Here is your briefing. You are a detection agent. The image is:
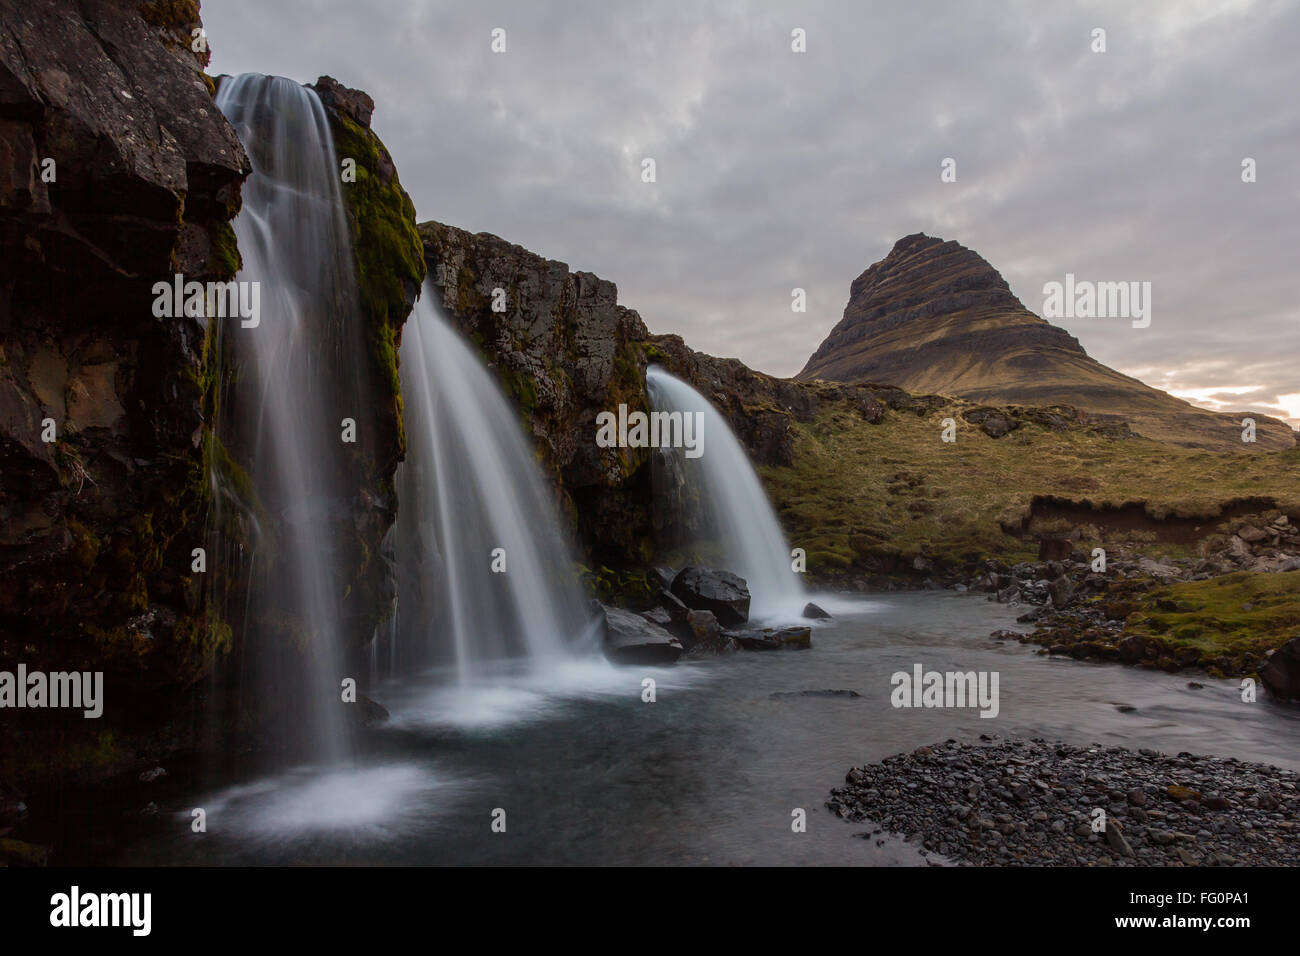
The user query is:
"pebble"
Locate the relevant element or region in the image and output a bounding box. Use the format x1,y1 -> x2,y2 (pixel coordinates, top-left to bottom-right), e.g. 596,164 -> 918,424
826,736 -> 1300,866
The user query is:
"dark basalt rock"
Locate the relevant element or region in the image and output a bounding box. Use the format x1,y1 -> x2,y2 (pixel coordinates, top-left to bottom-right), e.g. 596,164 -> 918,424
599,604 -> 683,665
656,588 -> 691,624
0,0 -> 248,703
683,609 -> 739,656
802,602 -> 831,619
962,407 -> 1019,439
1260,636 -> 1300,702
727,626 -> 812,651
649,566 -> 676,592
670,567 -> 751,626
730,631 -> 781,651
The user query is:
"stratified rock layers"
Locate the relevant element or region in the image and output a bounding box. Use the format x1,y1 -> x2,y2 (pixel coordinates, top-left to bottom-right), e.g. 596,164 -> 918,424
799,234 -> 1294,451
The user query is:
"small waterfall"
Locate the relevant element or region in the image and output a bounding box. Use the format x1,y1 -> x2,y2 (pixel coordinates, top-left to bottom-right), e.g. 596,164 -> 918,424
390,286 -> 598,685
214,75 -> 364,762
646,366 -> 805,620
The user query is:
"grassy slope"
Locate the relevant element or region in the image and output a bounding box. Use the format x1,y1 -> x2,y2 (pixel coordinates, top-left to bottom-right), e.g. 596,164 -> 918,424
760,395 -> 1300,576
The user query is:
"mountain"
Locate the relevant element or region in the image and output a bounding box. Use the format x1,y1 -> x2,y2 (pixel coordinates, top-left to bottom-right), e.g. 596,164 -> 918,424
797,233 -> 1294,451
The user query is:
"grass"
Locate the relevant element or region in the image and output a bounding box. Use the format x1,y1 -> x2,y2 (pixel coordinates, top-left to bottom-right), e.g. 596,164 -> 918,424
759,392 -> 1300,576
1126,570 -> 1300,668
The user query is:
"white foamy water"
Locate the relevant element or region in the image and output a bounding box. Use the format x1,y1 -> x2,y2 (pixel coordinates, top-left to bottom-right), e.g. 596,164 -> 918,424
189,763 -> 450,843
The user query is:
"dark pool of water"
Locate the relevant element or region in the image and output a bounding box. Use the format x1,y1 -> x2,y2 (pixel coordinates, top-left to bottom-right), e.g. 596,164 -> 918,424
116,592 -> 1300,865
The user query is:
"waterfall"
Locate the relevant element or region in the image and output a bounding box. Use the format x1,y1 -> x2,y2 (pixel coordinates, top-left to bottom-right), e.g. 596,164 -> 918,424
645,366 -> 805,620
389,286 -> 598,685
214,75 -> 364,762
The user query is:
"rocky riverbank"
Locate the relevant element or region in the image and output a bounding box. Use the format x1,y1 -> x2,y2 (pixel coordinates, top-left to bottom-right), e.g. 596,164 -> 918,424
967,536 -> 1300,691
828,736 -> 1300,866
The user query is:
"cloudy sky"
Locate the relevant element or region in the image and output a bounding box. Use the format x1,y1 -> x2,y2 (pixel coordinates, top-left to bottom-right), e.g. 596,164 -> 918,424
204,0 -> 1300,425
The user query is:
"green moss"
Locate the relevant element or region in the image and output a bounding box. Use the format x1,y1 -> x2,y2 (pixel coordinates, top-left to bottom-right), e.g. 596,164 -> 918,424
498,363 -> 540,415
641,341 -> 671,366
121,573 -> 149,614
66,517 -> 101,573
208,220 -> 241,279
577,563 -> 653,606
170,609 -> 234,677
330,111 -> 425,399
1127,571 -> 1300,673
0,838 -> 49,867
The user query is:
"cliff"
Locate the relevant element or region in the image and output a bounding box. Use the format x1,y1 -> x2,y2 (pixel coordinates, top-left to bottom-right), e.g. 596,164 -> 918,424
0,4 -> 421,790
0,0 -> 248,756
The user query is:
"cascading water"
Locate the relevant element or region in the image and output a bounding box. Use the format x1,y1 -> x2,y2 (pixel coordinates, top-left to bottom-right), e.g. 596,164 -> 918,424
389,285 -> 599,686
214,74 -> 366,763
646,366 -> 805,620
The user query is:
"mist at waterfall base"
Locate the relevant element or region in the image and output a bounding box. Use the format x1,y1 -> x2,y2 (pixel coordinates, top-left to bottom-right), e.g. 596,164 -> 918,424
645,366 -> 810,621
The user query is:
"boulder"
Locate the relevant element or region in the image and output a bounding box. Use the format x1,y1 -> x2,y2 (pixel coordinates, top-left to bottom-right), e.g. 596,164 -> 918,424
656,587 -> 691,624
683,610 -> 737,656
775,626 -> 812,649
1260,636 -> 1300,702
685,609 -> 720,645
670,567 -> 751,626
1048,574 -> 1074,609
639,606 -> 674,629
599,605 -> 683,665
962,407 -> 1019,438
802,602 -> 831,619
730,625 -> 812,651
648,566 -> 676,592
731,631 -> 781,651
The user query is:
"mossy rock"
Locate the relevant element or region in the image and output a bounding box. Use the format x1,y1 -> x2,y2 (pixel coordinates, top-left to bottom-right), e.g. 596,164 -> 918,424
329,111 -> 425,413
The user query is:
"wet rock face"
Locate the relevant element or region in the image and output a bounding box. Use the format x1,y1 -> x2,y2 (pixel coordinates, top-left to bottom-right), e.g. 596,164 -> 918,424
1260,636 -> 1300,702
599,603 -> 683,665
0,1 -> 248,691
670,567 -> 751,627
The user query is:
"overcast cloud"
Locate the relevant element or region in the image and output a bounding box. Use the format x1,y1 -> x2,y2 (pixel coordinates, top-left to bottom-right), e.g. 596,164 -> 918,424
203,0 -> 1300,425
